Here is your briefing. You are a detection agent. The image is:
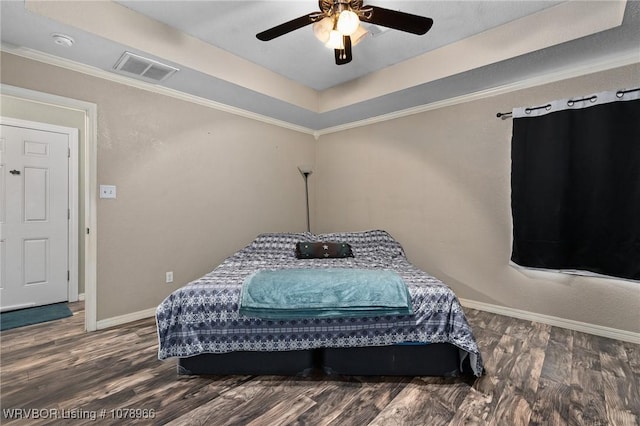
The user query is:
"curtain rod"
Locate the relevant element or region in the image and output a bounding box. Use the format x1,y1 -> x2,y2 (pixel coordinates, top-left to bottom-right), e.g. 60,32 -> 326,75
496,87 -> 640,120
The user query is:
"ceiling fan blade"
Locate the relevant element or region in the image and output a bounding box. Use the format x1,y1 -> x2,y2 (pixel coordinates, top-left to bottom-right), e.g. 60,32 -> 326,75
334,35 -> 352,65
361,6 -> 433,35
256,13 -> 317,41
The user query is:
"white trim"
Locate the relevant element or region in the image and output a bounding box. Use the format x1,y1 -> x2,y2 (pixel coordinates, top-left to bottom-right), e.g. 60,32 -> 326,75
459,298 -> 640,345
316,51 -> 640,137
0,116 -> 79,303
509,260 -> 640,285
78,292 -> 85,301
68,127 -> 79,302
85,95 -> 98,332
96,307 -> 156,330
87,297 -> 640,343
1,84 -> 98,332
1,44 -> 316,137
2,44 -> 638,138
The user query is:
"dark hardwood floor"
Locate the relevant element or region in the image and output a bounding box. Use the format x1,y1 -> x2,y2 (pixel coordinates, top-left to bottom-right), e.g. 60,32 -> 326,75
1,302 -> 638,425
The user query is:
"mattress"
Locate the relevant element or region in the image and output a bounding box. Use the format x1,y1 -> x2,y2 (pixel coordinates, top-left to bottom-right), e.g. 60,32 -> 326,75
156,230 -> 484,376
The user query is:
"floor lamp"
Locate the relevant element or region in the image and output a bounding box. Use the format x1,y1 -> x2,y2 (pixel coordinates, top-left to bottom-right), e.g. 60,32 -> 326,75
297,165 -> 312,232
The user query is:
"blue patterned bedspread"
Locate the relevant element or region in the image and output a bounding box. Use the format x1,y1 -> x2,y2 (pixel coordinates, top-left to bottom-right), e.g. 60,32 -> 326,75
156,230 -> 484,376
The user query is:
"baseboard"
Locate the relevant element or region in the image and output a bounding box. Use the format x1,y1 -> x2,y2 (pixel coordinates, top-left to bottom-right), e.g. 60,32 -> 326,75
93,299 -> 639,344
459,298 -> 640,344
96,307 -> 156,330
78,293 -> 85,301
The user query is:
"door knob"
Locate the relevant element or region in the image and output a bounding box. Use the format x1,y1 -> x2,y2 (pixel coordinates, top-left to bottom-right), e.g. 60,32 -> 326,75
9,170 -> 21,175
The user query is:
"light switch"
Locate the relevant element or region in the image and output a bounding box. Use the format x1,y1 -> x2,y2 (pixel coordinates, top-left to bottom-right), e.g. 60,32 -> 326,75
100,185 -> 117,199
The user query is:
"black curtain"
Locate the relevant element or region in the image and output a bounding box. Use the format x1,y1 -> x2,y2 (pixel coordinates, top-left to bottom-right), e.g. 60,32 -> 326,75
511,97 -> 640,281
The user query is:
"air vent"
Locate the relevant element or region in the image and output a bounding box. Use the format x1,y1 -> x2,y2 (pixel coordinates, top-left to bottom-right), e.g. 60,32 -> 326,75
113,52 -> 179,83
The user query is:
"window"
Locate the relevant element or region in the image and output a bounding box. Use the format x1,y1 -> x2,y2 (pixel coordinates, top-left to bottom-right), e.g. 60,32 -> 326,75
510,89 -> 640,281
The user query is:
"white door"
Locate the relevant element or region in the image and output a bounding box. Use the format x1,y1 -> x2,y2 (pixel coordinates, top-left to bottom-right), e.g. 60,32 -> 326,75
0,123 -> 69,311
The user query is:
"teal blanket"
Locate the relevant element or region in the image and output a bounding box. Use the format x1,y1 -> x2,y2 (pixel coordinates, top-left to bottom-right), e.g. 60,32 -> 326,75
239,268 -> 412,319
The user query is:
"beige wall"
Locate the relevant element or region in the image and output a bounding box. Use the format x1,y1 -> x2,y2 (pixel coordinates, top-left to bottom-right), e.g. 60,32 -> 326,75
1,95 -> 87,294
2,51 -> 638,334
1,53 -> 316,320
315,63 -> 640,333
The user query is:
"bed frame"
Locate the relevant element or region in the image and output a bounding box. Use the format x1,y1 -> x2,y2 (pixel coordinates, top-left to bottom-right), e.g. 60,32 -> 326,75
177,342 -> 472,377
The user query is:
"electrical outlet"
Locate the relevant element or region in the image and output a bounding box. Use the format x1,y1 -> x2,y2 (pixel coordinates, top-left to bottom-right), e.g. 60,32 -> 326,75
165,271 -> 174,283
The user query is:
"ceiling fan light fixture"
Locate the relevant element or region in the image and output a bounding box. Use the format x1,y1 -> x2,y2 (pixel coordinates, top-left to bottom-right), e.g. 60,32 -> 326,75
256,1 -> 433,66
312,16 -> 333,43
350,25 -> 369,46
337,10 -> 359,36
326,29 -> 344,50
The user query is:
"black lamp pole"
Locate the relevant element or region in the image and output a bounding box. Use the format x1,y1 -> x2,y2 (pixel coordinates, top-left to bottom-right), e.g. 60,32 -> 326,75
303,171 -> 310,232
298,166 -> 312,232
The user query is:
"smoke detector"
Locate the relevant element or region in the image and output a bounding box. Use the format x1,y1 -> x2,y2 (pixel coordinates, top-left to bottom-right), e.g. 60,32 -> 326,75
51,33 -> 75,47
113,51 -> 179,83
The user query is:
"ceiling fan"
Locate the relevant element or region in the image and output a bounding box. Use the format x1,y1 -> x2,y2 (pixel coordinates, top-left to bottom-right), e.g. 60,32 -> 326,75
256,0 -> 434,65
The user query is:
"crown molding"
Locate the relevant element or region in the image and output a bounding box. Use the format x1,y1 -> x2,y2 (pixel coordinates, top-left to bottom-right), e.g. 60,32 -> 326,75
2,44 -> 638,139
1,44 -> 316,137
318,0 -> 627,113
316,50 -> 640,137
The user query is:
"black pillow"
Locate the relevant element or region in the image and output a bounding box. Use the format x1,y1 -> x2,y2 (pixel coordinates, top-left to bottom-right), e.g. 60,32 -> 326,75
295,242 -> 354,259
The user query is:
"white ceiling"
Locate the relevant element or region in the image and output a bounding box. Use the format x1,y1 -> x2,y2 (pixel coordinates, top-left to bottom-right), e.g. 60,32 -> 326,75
115,1 -> 562,91
1,1 -> 639,132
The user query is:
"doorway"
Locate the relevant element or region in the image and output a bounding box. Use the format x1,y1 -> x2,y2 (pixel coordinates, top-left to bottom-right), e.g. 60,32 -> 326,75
1,118 -> 78,311
0,85 -> 97,331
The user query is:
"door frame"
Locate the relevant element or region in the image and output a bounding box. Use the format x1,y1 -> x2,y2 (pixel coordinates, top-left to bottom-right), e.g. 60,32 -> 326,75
1,84 -> 98,331
1,116 -> 79,307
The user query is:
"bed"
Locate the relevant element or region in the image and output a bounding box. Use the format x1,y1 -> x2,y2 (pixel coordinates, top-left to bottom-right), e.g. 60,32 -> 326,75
156,230 -> 484,377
